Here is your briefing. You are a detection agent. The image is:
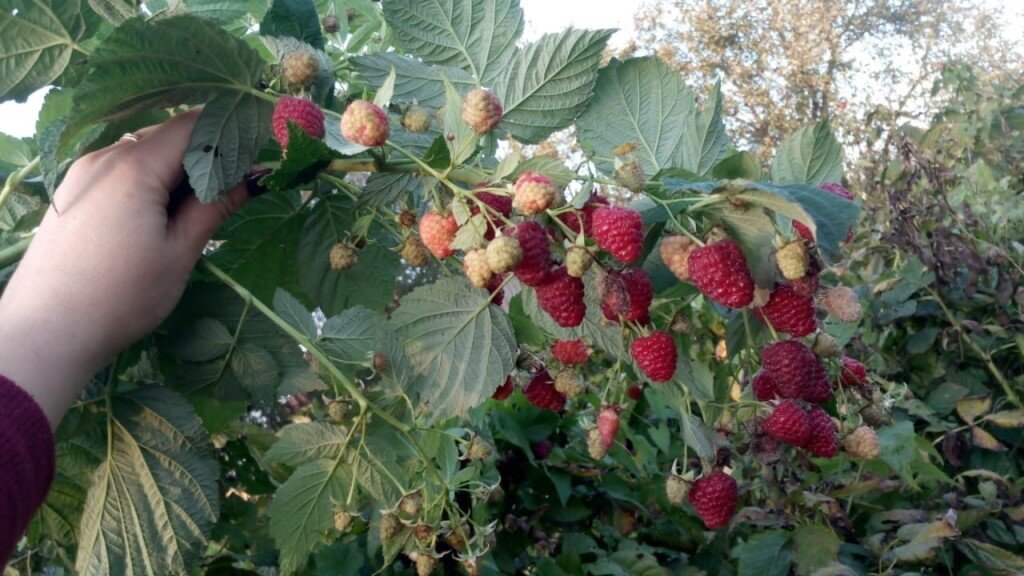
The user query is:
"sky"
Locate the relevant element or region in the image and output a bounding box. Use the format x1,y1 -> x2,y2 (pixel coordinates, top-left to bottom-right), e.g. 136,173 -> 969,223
0,1 -> 643,139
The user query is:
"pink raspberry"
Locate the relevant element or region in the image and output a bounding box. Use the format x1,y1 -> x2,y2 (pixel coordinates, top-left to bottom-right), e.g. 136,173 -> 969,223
461,88 -> 503,134
272,97 -> 325,149
340,99 -> 389,147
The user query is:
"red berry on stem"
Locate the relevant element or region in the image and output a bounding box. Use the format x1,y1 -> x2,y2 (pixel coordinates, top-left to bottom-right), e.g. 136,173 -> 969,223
688,471 -> 738,529
760,340 -> 831,403
754,284 -> 817,337
763,400 -> 811,446
418,212 -> 458,259
630,331 -> 677,382
688,239 -> 755,308
272,97 -> 325,149
551,339 -> 589,365
559,195 -> 609,237
839,357 -> 868,387
751,371 -> 777,401
492,376 -> 513,400
512,221 -> 552,287
535,267 -> 586,328
803,405 -> 839,457
591,205 -> 644,264
524,370 -> 566,411
597,406 -> 620,449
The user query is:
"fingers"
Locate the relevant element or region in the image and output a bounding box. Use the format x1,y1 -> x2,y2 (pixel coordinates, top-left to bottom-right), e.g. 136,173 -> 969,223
170,181 -> 251,256
116,108 -> 204,195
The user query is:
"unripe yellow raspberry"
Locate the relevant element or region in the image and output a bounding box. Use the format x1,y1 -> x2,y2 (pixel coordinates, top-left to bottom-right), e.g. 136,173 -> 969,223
329,242 -> 358,271
461,88 -> 503,134
844,426 -> 880,459
463,249 -> 493,288
565,246 -> 593,278
512,171 -> 558,216
820,286 -> 863,323
282,50 -> 320,88
333,509 -> 353,532
400,236 -> 431,268
485,236 -> 522,273
341,99 -> 389,147
587,427 -> 608,459
553,370 -> 583,398
775,241 -> 809,280
665,474 -> 691,506
415,553 -> 437,576
402,106 -> 432,133
659,235 -> 697,281
812,332 -> 841,357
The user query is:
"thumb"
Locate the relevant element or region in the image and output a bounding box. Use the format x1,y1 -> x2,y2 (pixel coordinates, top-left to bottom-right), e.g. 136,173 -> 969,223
170,169 -> 268,255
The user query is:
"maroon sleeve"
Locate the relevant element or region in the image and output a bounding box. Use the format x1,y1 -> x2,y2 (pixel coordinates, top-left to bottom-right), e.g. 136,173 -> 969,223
0,375 -> 55,564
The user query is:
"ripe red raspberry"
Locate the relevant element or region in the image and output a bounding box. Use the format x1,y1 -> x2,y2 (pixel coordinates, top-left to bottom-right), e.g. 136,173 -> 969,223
559,195 -> 609,236
597,406 -> 620,449
524,370 -> 565,411
788,273 -> 820,298
793,183 -> 855,243
492,376 -> 513,400
630,331 -> 677,382
418,212 -> 458,259
341,99 -> 389,147
461,88 -> 503,134
551,339 -> 589,365
272,97 -> 325,149
600,268 -> 653,323
535,267 -> 586,328
751,371 -> 777,401
761,340 -> 830,403
688,239 -> 755,308
763,400 -> 811,446
513,172 -> 558,216
754,284 -> 817,337
802,405 -> 838,457
511,221 -> 552,287
839,357 -> 868,388
688,471 -> 738,529
532,439 -> 553,460
591,206 -> 644,264
627,385 -> 643,401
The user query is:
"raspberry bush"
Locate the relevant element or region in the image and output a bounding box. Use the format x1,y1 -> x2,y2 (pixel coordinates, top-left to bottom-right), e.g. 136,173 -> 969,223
1,2 -> 1020,576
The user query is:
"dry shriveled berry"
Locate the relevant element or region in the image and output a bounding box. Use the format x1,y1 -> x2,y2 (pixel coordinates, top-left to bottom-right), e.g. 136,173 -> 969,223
341,99 -> 389,147
688,239 -> 755,308
554,370 -> 583,398
775,241 -> 809,280
600,268 -> 653,323
512,171 -> 558,216
763,400 -> 811,446
524,370 -> 566,411
812,333 -> 841,357
463,249 -> 493,288
329,242 -> 358,271
551,339 -> 589,365
399,492 -> 423,516
820,286 -> 862,323
465,435 -> 493,460
272,97 -> 325,149
565,246 -> 593,277
485,236 -> 522,273
418,212 -> 458,259
665,474 -> 691,506
380,513 -> 401,540
282,50 -> 320,87
591,205 -> 644,264
402,105 -> 431,132
586,427 -> 608,459
754,284 -> 817,337
333,509 -> 353,532
845,426 -> 880,459
660,235 -> 697,281
400,236 -> 432,267
322,14 -> 341,33
461,88 -> 503,134
613,156 -> 646,193
630,331 -> 677,382
397,210 -> 417,228
597,405 -> 620,448
802,406 -> 839,457
688,471 -> 738,529
535,267 -> 586,328
511,220 -> 552,286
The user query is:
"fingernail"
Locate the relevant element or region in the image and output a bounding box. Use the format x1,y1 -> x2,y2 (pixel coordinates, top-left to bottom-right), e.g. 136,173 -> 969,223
244,168 -> 272,197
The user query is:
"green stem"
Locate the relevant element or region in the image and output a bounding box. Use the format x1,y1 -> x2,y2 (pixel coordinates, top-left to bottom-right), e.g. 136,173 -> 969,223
0,235 -> 33,267
928,288 -> 1020,407
0,157 -> 41,221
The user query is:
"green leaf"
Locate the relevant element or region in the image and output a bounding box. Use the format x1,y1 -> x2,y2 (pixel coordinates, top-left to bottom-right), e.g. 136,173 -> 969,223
357,172 -> 423,209
389,277 -> 517,420
273,288 -> 317,339
230,343 -> 280,401
958,538 -> 1024,575
76,386 -> 220,576
497,28 -> 613,143
298,195 -> 402,315
269,459 -> 352,575
265,422 -> 351,467
74,15 -> 266,123
713,151 -> 762,180
260,0 -> 324,50
212,191 -> 307,302
351,53 -> 476,108
262,35 -> 334,106
185,93 -> 274,202
679,411 -> 716,460
579,57 -> 723,177
771,121 -> 843,186
381,0 -> 524,86
731,531 -> 792,576
321,306 -> 382,364
792,525 -> 840,575
679,80 -> 730,176
163,317 -> 234,362
510,156 -> 578,188
878,421 -> 917,482
441,80 -> 480,166
0,0 -> 94,102
88,0 -> 135,24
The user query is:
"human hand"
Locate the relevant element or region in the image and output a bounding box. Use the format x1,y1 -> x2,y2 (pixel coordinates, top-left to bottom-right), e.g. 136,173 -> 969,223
0,109 -> 258,427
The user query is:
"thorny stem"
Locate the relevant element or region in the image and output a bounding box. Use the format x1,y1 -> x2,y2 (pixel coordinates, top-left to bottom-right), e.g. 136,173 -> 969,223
0,157 -> 41,223
927,288 -> 1020,407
